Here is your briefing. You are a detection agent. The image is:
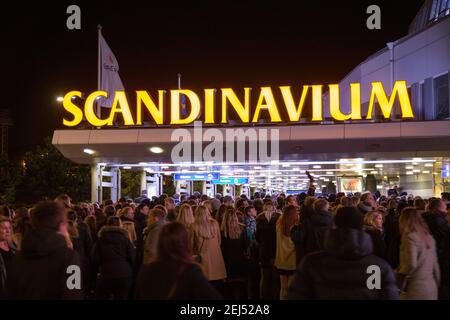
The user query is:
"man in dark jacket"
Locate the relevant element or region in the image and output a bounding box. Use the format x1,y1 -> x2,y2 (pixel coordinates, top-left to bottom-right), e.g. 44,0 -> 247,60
286,206 -> 399,300
423,199 -> 450,255
291,199 -> 333,264
255,202 -> 280,299
91,216 -> 136,299
7,201 -> 83,300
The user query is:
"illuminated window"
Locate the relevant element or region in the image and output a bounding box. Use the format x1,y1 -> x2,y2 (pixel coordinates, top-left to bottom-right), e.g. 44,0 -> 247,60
434,74 -> 449,120
429,0 -> 439,20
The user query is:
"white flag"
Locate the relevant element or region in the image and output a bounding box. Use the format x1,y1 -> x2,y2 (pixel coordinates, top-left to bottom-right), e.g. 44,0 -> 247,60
99,32 -> 124,108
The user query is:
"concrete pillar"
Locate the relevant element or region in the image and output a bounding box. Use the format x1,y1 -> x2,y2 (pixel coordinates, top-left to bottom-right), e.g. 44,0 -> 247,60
141,170 -> 147,196
118,169 -> 121,199
111,167 -> 119,202
365,174 -> 377,192
91,164 -> 99,203
399,173 -> 434,198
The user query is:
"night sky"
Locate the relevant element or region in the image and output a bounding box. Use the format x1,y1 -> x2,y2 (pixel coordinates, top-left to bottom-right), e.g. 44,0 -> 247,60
3,0 -> 425,157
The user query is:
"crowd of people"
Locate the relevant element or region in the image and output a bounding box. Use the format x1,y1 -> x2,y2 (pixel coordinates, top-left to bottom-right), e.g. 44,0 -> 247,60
0,179 -> 450,300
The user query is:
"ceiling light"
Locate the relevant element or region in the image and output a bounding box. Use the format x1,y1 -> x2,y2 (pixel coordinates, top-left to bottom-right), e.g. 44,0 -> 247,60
83,148 -> 95,155
149,146 -> 163,154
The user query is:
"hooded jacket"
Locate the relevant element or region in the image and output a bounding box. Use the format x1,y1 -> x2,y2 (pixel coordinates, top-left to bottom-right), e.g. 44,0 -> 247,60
286,228 -> 399,300
7,229 -> 83,300
91,226 -> 136,279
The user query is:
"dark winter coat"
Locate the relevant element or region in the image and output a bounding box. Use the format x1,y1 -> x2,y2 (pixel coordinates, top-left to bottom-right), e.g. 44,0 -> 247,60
7,229 -> 83,299
384,209 -> 400,269
423,211 -> 450,254
135,260 -> 222,300
91,226 -> 136,280
291,210 -> 333,264
221,229 -> 249,279
286,228 -> 399,300
364,225 -> 386,260
255,212 -> 281,267
0,241 -> 17,300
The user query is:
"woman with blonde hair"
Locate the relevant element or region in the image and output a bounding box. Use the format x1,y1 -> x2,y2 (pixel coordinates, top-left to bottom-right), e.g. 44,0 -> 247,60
363,210 -> 386,259
177,204 -> 195,245
275,205 -> 299,300
192,205 -> 227,294
397,207 -> 440,300
220,206 -> 248,299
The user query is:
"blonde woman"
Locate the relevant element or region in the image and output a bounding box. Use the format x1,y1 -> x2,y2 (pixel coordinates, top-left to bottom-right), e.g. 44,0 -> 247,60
275,205 -> 298,300
192,205 -> 227,291
220,207 -> 248,299
177,204 -> 195,246
363,210 -> 386,259
398,207 -> 440,300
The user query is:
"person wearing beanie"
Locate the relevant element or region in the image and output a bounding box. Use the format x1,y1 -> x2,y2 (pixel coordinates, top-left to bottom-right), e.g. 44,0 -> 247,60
286,207 -> 398,300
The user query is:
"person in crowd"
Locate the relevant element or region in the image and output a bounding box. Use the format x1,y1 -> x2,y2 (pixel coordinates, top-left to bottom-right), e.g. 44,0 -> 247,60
384,200 -> 405,269
223,195 -> 234,207
357,200 -> 373,216
135,222 -> 221,299
176,204 -> 195,246
286,206 -> 398,300
143,207 -> 167,264
414,197 -> 426,212
0,217 -> 17,299
192,205 -> 227,294
253,198 -> 264,214
221,206 -> 248,299
275,205 -> 299,300
165,197 -> 177,221
243,205 -> 260,299
91,216 -> 136,299
215,204 -> 228,226
95,208 -> 107,233
285,195 -> 298,207
360,192 -> 377,209
84,215 -> 98,243
7,201 -> 83,299
423,199 -> 450,260
210,198 -> 221,218
120,207 -> 137,244
255,202 -> 280,300
134,201 -> 150,265
55,194 -> 72,209
397,207 -> 440,300
12,215 -> 31,250
363,210 -> 386,259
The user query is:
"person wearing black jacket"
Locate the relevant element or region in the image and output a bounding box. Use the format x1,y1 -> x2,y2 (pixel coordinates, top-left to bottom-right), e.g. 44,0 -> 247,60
7,201 -> 83,300
423,199 -> 450,256
255,202 -> 280,300
91,216 -> 136,300
221,207 -> 249,300
286,206 -> 399,300
136,222 -> 221,300
363,210 -> 386,259
294,198 -> 333,259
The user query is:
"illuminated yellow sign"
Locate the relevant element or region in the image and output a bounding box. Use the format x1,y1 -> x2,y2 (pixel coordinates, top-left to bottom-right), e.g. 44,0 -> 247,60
62,80 -> 414,127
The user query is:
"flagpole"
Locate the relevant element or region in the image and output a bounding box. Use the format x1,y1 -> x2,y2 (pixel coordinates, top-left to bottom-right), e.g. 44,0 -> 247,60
97,24 -> 102,118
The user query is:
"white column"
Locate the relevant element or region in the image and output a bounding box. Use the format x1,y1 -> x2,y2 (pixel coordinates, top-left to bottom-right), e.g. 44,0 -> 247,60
141,170 -> 147,195
111,167 -> 119,202
91,164 -> 99,203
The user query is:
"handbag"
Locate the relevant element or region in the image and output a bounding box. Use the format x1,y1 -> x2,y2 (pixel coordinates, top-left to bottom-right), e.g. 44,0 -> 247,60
192,238 -> 205,263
